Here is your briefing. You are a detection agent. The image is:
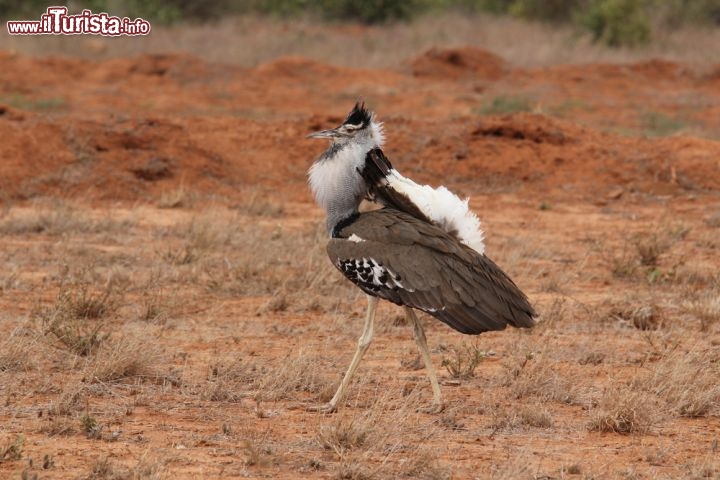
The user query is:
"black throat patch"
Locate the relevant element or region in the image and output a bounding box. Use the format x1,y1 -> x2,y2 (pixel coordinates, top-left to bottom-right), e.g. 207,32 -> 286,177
331,212 -> 359,238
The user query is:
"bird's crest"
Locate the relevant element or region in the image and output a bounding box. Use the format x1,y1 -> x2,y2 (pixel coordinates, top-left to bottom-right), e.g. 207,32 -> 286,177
344,101 -> 372,127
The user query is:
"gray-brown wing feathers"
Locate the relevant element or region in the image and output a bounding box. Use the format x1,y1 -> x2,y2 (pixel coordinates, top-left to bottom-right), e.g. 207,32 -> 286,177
328,209 -> 535,335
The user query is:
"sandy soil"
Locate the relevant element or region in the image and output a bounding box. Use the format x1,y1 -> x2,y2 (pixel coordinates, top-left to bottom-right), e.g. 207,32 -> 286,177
0,37 -> 719,480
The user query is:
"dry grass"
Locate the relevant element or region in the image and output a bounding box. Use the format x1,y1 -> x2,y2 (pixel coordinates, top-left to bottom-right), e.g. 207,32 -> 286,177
683,289 -> 720,332
256,351 -> 334,402
85,335 -> 162,384
202,358 -> 259,403
0,435 -> 24,463
47,382 -> 86,417
639,350 -> 720,418
0,325 -> 39,372
39,416 -> 77,437
489,404 -> 554,432
33,267 -> 126,356
634,224 -> 689,267
589,347 -> 719,435
604,223 -> 690,283
588,386 -> 659,434
82,453 -> 165,480
605,300 -> 666,331
203,350 -> 332,404
440,343 -> 486,379
316,390 -> 447,480
503,349 -> 578,404
1,198 -> 718,479
157,185 -> 193,209
0,203 -> 135,237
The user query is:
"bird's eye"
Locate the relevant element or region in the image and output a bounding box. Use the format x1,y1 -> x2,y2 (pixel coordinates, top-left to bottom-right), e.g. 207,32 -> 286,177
343,123 -> 364,133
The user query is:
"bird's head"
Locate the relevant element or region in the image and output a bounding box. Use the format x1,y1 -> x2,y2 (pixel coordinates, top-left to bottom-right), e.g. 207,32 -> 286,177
308,101 -> 384,150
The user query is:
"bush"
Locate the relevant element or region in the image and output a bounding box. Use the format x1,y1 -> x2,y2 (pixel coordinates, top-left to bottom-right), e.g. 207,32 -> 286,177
649,0 -> 720,27
509,0 -> 582,22
449,0 -> 516,14
319,0 -> 423,23
578,0 -> 651,47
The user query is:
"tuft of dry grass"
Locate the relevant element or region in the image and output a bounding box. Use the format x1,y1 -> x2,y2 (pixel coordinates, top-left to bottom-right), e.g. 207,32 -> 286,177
203,350 -> 332,404
157,185 -> 193,209
316,389 -> 447,479
0,324 -> 39,372
137,288 -> 171,323
683,289 -> 720,332
0,435 -> 24,463
243,190 -> 286,218
489,405 -> 554,432
639,350 -> 720,418
318,416 -> 371,454
608,239 -> 640,279
47,382 -> 86,417
604,224 -> 689,280
517,406 -> 554,428
440,343 -> 486,379
256,351 -> 333,402
606,301 -> 665,330
503,349 -> 578,404
203,358 -> 260,402
81,453 -> 165,480
86,336 -> 161,383
39,416 -> 77,437
44,318 -> 109,357
35,268 -> 127,356
588,387 -> 659,434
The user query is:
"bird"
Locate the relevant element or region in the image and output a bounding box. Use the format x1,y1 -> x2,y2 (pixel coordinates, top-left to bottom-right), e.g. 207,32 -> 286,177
307,102 -> 535,413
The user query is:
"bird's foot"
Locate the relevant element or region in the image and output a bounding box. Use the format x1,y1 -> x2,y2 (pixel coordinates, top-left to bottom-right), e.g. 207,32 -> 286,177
418,401 -> 445,414
305,402 -> 337,414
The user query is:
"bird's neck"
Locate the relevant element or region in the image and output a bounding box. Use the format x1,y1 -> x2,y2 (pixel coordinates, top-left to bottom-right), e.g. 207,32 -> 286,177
309,144 -> 370,236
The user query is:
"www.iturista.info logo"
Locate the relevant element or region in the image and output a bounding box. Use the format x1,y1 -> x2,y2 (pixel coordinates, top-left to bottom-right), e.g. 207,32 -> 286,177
7,6 -> 151,36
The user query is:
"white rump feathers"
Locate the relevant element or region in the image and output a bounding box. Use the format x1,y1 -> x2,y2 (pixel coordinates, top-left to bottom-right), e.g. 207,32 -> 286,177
385,169 -> 486,254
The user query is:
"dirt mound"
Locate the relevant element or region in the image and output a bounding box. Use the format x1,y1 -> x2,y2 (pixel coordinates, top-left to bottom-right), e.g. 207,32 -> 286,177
254,56 -> 343,79
473,114 -> 576,145
410,46 -> 507,81
107,53 -> 209,78
386,113 -> 720,199
627,59 -> 691,80
0,52 -> 90,92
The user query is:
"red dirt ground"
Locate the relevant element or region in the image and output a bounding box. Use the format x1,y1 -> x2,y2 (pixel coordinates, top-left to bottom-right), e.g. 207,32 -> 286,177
1,43 -> 719,479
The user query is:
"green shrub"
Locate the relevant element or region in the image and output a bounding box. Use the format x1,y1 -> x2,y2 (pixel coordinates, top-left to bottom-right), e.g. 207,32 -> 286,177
449,0 -> 516,14
579,0 -> 651,47
649,0 -> 720,27
318,0 -> 424,23
509,0 -> 582,21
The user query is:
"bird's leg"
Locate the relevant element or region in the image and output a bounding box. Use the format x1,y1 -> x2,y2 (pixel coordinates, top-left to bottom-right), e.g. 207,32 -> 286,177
404,307 -> 444,413
309,295 -> 378,413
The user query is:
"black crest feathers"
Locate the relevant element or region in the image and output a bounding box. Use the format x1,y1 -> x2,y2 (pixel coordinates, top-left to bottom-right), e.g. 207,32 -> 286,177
344,101 -> 372,127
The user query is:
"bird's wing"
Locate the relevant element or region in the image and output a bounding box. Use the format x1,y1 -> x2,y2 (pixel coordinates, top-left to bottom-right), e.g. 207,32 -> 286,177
328,209 -> 535,334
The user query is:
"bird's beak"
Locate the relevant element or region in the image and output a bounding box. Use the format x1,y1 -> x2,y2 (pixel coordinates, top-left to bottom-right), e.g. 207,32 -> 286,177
307,127 -> 342,139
